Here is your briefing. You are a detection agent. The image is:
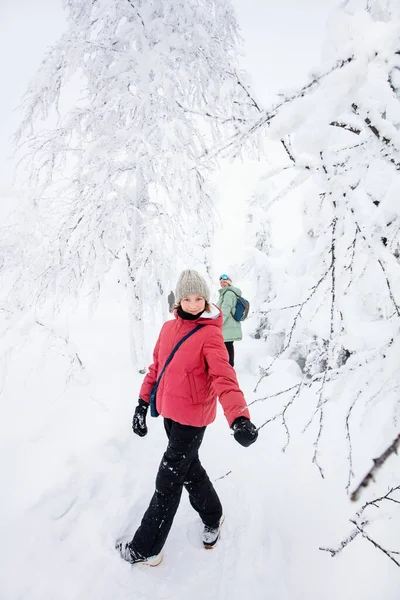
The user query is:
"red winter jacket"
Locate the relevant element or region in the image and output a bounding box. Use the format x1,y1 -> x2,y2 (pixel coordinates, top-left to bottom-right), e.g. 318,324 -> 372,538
139,305 -> 250,427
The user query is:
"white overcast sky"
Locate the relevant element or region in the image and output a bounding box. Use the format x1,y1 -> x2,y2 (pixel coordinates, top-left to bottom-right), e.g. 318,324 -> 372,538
234,0 -> 340,102
0,0 -> 339,192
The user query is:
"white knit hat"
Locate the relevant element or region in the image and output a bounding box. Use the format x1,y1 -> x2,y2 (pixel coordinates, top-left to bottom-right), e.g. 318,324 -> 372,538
175,269 -> 210,303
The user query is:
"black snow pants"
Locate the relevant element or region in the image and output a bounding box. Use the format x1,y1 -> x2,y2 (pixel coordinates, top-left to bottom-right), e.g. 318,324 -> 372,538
224,341 -> 235,367
130,418 -> 223,558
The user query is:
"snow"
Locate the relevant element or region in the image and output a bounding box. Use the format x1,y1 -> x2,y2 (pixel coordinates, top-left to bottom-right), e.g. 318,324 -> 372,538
1,296 -> 400,599
1,0 -> 400,598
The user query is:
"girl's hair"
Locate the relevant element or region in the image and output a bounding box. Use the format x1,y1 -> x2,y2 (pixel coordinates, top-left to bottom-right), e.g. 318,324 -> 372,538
174,299 -> 211,313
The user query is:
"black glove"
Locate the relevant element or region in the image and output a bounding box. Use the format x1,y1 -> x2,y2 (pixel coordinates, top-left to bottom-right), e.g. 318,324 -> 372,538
231,416 -> 258,447
132,399 -> 149,437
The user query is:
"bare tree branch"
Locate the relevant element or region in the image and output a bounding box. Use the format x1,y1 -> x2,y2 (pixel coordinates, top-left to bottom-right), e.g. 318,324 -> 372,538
351,520 -> 400,567
351,434 -> 400,501
256,382 -> 304,451
234,75 -> 262,113
345,391 -> 363,492
349,208 -> 400,319
248,383 -> 301,406
320,528 -> 361,557
281,137 -> 296,162
214,470 -> 232,482
321,487 -> 400,563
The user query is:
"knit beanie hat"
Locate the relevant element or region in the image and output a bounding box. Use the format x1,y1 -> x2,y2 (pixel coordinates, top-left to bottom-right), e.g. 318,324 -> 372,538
175,269 -> 210,304
219,274 -> 232,285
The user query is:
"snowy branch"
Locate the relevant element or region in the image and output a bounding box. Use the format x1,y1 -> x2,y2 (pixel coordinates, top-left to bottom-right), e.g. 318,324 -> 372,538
330,121 -> 361,135
211,56 -> 354,157
320,528 -> 362,557
345,391 -> 363,492
351,520 -> 400,567
256,382 -> 304,451
351,103 -> 400,170
320,487 -> 400,567
351,436 -> 400,502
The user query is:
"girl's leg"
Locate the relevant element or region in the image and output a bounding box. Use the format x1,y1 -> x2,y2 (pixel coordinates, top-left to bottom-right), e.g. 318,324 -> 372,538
184,456 -> 223,526
224,341 -> 235,367
129,420 -> 206,557
167,418 -> 222,525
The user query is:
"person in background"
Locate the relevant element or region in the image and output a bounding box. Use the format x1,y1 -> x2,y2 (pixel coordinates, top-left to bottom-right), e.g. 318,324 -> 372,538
116,269 -> 258,567
167,290 -> 175,313
216,274 -> 242,367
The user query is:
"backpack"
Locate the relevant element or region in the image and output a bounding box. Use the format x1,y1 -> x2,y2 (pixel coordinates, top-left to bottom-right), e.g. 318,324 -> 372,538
230,290 -> 250,322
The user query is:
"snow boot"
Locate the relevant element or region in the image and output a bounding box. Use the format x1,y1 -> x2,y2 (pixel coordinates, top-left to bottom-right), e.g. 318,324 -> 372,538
115,539 -> 162,567
202,515 -> 225,549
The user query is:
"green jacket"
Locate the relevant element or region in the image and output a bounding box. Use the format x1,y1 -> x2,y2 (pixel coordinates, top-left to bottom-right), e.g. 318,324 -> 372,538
217,286 -> 243,342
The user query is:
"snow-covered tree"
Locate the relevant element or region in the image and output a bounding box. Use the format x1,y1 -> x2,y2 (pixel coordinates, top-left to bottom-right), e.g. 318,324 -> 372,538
221,0 -> 400,565
9,0 -> 257,367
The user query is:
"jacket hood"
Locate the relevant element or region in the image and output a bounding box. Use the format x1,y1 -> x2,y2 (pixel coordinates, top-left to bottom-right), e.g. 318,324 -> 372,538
219,285 -> 241,296
175,303 -> 222,328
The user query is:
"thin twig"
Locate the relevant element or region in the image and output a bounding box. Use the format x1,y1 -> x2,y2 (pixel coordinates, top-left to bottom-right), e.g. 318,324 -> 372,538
214,470 -> 232,482
350,520 -> 400,567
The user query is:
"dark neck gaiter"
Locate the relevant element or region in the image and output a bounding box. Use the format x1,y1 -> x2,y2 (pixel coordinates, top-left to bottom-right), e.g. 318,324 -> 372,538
177,306 -> 203,321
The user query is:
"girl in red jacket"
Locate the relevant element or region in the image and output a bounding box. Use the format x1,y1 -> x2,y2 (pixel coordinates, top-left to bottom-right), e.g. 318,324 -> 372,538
116,269 -> 258,566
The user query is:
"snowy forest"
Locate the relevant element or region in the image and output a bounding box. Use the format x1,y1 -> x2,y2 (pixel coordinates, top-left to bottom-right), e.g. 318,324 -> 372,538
1,0 -> 400,598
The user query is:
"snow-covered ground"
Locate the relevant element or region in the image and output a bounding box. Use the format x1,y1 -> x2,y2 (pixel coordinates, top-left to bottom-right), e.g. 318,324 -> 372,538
1,296 -> 399,600
1,1 -> 400,598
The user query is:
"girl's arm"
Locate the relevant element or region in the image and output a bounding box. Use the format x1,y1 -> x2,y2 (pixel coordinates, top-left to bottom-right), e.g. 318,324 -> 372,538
138,329 -> 162,403
203,331 -> 250,426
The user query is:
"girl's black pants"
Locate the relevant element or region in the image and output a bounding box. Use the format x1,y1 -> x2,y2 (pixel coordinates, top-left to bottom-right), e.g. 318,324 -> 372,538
224,341 -> 235,367
130,418 -> 223,557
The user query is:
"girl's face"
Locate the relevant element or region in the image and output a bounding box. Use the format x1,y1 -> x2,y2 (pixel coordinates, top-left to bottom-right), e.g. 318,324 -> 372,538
220,279 -> 230,288
181,294 -> 206,315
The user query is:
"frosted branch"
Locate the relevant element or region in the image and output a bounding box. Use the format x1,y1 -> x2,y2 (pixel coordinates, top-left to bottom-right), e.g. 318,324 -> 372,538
256,382 -> 304,451
350,521 -> 400,567
321,487 -> 400,566
351,436 -> 400,502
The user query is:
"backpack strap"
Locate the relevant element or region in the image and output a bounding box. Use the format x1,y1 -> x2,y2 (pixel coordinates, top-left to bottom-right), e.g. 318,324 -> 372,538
227,289 -> 240,318
228,290 -> 239,298
150,324 -> 204,417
